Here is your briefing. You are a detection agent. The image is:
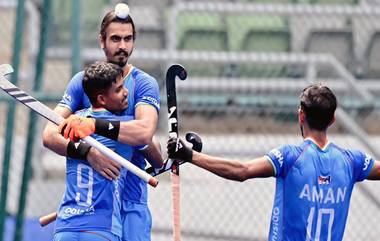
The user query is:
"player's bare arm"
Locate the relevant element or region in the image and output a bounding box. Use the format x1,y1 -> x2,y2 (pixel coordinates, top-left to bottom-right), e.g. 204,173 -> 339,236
366,160 -> 380,180
117,104 -> 158,145
42,105 -> 72,155
167,137 -> 275,181
191,152 -> 275,181
59,104 -> 158,146
43,105 -> 121,180
141,136 -> 164,169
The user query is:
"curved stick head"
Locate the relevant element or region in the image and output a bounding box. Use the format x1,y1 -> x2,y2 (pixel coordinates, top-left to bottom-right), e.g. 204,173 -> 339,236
166,64 -> 187,83
0,64 -> 14,77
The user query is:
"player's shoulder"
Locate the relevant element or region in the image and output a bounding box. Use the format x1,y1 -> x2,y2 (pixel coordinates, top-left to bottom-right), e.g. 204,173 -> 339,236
131,66 -> 158,83
267,143 -> 303,162
70,71 -> 85,83
278,142 -> 307,155
337,145 -> 367,160
330,143 -> 372,166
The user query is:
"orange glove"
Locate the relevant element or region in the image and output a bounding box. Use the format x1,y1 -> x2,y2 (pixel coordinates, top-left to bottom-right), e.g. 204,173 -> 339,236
58,115 -> 95,142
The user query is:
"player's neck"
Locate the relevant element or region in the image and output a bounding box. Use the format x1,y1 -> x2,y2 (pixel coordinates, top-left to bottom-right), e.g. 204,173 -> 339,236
91,106 -> 107,112
122,64 -> 132,77
304,130 -> 329,149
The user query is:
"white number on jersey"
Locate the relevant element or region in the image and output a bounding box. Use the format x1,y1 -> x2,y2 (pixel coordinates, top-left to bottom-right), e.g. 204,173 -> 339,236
306,207 -> 334,241
75,164 -> 94,207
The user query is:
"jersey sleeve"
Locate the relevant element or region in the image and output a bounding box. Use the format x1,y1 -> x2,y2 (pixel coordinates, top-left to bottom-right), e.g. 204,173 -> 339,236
265,145 -> 298,178
134,72 -> 160,113
58,71 -> 85,112
346,149 -> 374,182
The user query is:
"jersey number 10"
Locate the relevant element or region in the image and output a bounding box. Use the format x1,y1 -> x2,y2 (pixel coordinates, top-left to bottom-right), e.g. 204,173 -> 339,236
306,207 -> 334,241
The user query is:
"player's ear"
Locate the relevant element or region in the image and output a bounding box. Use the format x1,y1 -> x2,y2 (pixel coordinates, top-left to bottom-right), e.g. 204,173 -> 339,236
328,115 -> 336,127
298,108 -> 305,123
99,34 -> 105,49
97,94 -> 107,106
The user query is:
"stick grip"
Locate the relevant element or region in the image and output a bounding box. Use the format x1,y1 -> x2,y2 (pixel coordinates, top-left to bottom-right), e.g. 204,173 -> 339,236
39,212 -> 57,227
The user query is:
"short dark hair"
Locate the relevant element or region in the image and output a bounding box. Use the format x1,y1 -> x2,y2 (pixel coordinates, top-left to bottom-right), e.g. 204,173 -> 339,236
83,61 -> 123,104
300,84 -> 337,131
100,10 -> 136,40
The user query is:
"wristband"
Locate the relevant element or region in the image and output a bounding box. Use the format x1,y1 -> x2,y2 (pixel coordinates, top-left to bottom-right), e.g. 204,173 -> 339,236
94,119 -> 120,140
67,141 -> 91,160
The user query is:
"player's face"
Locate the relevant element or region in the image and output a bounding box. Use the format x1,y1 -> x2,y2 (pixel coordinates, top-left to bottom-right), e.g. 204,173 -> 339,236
103,77 -> 129,112
100,22 -> 134,67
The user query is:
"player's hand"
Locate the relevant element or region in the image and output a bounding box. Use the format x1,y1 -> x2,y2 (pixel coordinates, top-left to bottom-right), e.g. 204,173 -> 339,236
167,137 -> 193,162
58,115 -> 95,142
87,148 -> 121,180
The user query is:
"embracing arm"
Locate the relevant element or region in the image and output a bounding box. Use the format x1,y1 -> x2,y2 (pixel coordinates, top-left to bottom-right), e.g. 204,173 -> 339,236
60,104 -> 159,146
117,104 -> 158,145
140,135 -> 164,168
42,105 -> 72,155
42,105 -> 121,180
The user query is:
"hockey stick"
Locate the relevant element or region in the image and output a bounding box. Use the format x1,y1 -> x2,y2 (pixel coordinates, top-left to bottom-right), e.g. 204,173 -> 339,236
40,131 -> 203,227
38,130 -> 203,227
38,212 -> 57,227
39,131 -> 202,227
166,64 -> 187,241
0,64 -> 158,187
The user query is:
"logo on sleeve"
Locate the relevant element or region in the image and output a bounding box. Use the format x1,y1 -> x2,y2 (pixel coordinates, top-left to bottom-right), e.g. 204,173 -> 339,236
62,92 -> 72,103
142,96 -> 159,109
269,148 -> 283,167
363,154 -> 372,171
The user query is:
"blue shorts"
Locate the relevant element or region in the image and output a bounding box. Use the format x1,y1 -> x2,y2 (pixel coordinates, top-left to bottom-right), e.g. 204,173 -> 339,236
54,231 -> 121,241
121,200 -> 152,241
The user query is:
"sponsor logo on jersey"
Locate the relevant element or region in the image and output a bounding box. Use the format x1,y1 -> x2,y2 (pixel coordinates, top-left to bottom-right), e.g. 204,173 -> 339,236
269,149 -> 284,167
270,207 -> 281,241
363,154 -> 371,171
62,206 -> 95,216
142,96 -> 159,109
62,92 -> 72,103
318,175 -> 331,184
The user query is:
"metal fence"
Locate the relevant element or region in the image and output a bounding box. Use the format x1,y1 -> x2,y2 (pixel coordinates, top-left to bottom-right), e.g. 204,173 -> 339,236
1,0 -> 380,240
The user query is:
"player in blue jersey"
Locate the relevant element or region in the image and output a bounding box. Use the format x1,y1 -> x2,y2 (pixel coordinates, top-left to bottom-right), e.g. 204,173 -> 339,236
43,4 -> 162,241
167,84 -> 380,241
54,61 -> 133,241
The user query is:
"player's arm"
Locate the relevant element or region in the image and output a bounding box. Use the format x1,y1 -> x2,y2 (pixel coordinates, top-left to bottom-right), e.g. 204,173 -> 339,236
59,104 -> 158,146
167,138 -> 275,181
117,104 -> 158,145
193,152 -> 274,181
366,160 -> 380,180
59,73 -> 160,146
59,104 -> 158,145
42,105 -> 72,155
140,135 -> 164,168
42,105 -> 121,180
